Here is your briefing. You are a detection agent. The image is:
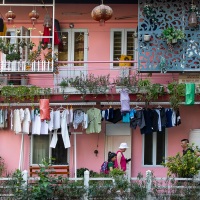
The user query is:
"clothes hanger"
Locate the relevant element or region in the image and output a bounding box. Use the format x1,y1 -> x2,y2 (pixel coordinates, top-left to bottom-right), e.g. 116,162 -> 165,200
56,105 -> 65,111
134,104 -> 142,110
156,104 -> 162,108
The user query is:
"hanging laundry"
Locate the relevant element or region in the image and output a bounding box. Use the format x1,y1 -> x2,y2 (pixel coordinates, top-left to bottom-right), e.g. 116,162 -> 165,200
120,89 -> 130,113
50,129 -> 58,148
22,108 -> 31,134
108,108 -> 122,124
61,110 -> 71,148
130,110 -> 145,129
86,108 -> 101,134
40,120 -> 49,135
53,110 -> 61,130
43,26 -> 51,44
140,109 -> 154,134
32,109 -> 41,135
185,83 -> 195,105
14,109 -> 22,134
48,110 -> 54,132
54,19 -> 62,45
73,109 -> 84,129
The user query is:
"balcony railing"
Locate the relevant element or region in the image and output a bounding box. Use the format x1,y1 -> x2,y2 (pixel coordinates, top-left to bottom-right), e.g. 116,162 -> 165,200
0,61 -> 54,73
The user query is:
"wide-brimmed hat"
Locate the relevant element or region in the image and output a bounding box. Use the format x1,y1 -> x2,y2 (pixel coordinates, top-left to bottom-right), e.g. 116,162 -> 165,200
119,143 -> 129,149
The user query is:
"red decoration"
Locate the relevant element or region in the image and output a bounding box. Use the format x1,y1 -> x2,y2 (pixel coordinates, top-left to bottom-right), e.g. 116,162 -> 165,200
29,10 -> 39,20
5,10 -> 16,21
91,3 -> 113,23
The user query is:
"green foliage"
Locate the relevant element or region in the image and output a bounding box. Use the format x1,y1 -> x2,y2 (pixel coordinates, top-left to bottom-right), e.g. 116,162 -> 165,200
88,183 -> 116,199
0,156 -> 6,176
129,173 -> 147,199
77,167 -> 89,177
137,79 -> 164,104
162,146 -> 200,178
162,27 -> 185,43
59,78 -> 69,88
167,81 -> 185,111
68,74 -> 110,96
6,52 -> 21,62
114,75 -> 138,93
109,168 -> 125,178
0,85 -> 49,103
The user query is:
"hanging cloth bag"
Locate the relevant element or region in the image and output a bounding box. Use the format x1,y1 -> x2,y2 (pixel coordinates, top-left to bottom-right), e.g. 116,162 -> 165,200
185,83 -> 195,105
40,99 -> 50,120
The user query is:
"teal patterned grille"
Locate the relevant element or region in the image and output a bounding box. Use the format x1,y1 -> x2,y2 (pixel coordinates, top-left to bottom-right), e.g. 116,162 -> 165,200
138,0 -> 200,72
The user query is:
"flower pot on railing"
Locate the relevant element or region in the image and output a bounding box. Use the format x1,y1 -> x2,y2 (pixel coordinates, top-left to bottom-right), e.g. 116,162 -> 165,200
59,87 -> 80,94
143,34 -> 151,42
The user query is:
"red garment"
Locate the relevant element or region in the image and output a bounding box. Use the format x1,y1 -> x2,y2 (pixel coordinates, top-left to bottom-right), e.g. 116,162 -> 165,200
114,150 -> 127,171
54,26 -> 60,45
40,99 -> 50,121
43,26 -> 50,44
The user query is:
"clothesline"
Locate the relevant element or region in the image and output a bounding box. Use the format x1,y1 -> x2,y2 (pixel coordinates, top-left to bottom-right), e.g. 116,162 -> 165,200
0,102 -> 96,107
1,101 -> 200,107
101,102 -> 200,105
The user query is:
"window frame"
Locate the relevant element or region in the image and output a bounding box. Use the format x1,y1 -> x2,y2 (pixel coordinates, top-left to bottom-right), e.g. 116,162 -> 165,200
56,28 -> 88,67
30,133 -> 69,166
142,130 -> 168,167
110,28 -> 137,68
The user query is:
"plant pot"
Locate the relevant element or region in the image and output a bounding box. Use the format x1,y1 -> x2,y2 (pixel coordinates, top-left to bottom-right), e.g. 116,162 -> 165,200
59,87 -> 80,94
143,34 -> 151,42
172,39 -> 177,44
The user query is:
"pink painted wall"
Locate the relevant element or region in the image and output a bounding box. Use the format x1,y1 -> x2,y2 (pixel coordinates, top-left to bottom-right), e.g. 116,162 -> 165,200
0,129 -> 30,174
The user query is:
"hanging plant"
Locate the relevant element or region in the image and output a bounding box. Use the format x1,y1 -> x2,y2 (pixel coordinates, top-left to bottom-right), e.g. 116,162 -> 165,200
161,27 -> 185,44
143,3 -> 158,23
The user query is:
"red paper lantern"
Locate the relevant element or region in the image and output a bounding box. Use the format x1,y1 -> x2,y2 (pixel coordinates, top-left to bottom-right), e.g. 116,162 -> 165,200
91,3 -> 113,23
5,10 -> 16,21
29,10 -> 39,20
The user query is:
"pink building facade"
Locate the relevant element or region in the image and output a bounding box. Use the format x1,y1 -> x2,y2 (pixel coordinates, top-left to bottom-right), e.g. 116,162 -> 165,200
0,2 -> 199,178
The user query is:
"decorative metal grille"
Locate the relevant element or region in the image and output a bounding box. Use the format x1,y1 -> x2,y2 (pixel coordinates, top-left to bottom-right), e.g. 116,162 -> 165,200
138,0 -> 200,73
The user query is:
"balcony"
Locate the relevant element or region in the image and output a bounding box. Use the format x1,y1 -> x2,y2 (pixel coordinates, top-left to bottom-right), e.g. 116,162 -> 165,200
0,61 -> 54,74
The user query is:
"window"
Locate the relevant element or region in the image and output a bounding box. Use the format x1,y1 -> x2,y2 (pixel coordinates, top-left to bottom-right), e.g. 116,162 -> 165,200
5,27 -> 30,61
110,29 -> 136,67
143,129 -> 167,166
56,28 -> 88,79
31,133 -> 69,165
58,29 -> 88,67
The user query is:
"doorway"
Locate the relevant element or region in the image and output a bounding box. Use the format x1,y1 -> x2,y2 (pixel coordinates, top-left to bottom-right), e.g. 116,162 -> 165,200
105,123 -> 132,180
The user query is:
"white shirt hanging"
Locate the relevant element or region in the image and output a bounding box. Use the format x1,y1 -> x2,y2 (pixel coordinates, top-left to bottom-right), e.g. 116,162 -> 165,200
22,108 -> 31,134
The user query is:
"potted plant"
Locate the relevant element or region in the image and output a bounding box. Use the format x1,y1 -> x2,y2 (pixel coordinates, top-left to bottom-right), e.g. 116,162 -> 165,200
143,34 -> 151,42
161,27 -> 185,44
114,74 -> 138,93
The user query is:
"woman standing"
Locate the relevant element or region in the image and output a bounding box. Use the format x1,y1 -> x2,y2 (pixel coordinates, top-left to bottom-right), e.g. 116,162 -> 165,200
115,143 -> 131,172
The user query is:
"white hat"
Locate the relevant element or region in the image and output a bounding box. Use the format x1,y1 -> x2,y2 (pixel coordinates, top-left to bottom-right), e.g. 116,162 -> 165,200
119,143 -> 129,149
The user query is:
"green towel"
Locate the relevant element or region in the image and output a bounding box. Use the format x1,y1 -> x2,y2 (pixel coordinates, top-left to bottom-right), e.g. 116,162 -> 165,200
185,83 -> 195,105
